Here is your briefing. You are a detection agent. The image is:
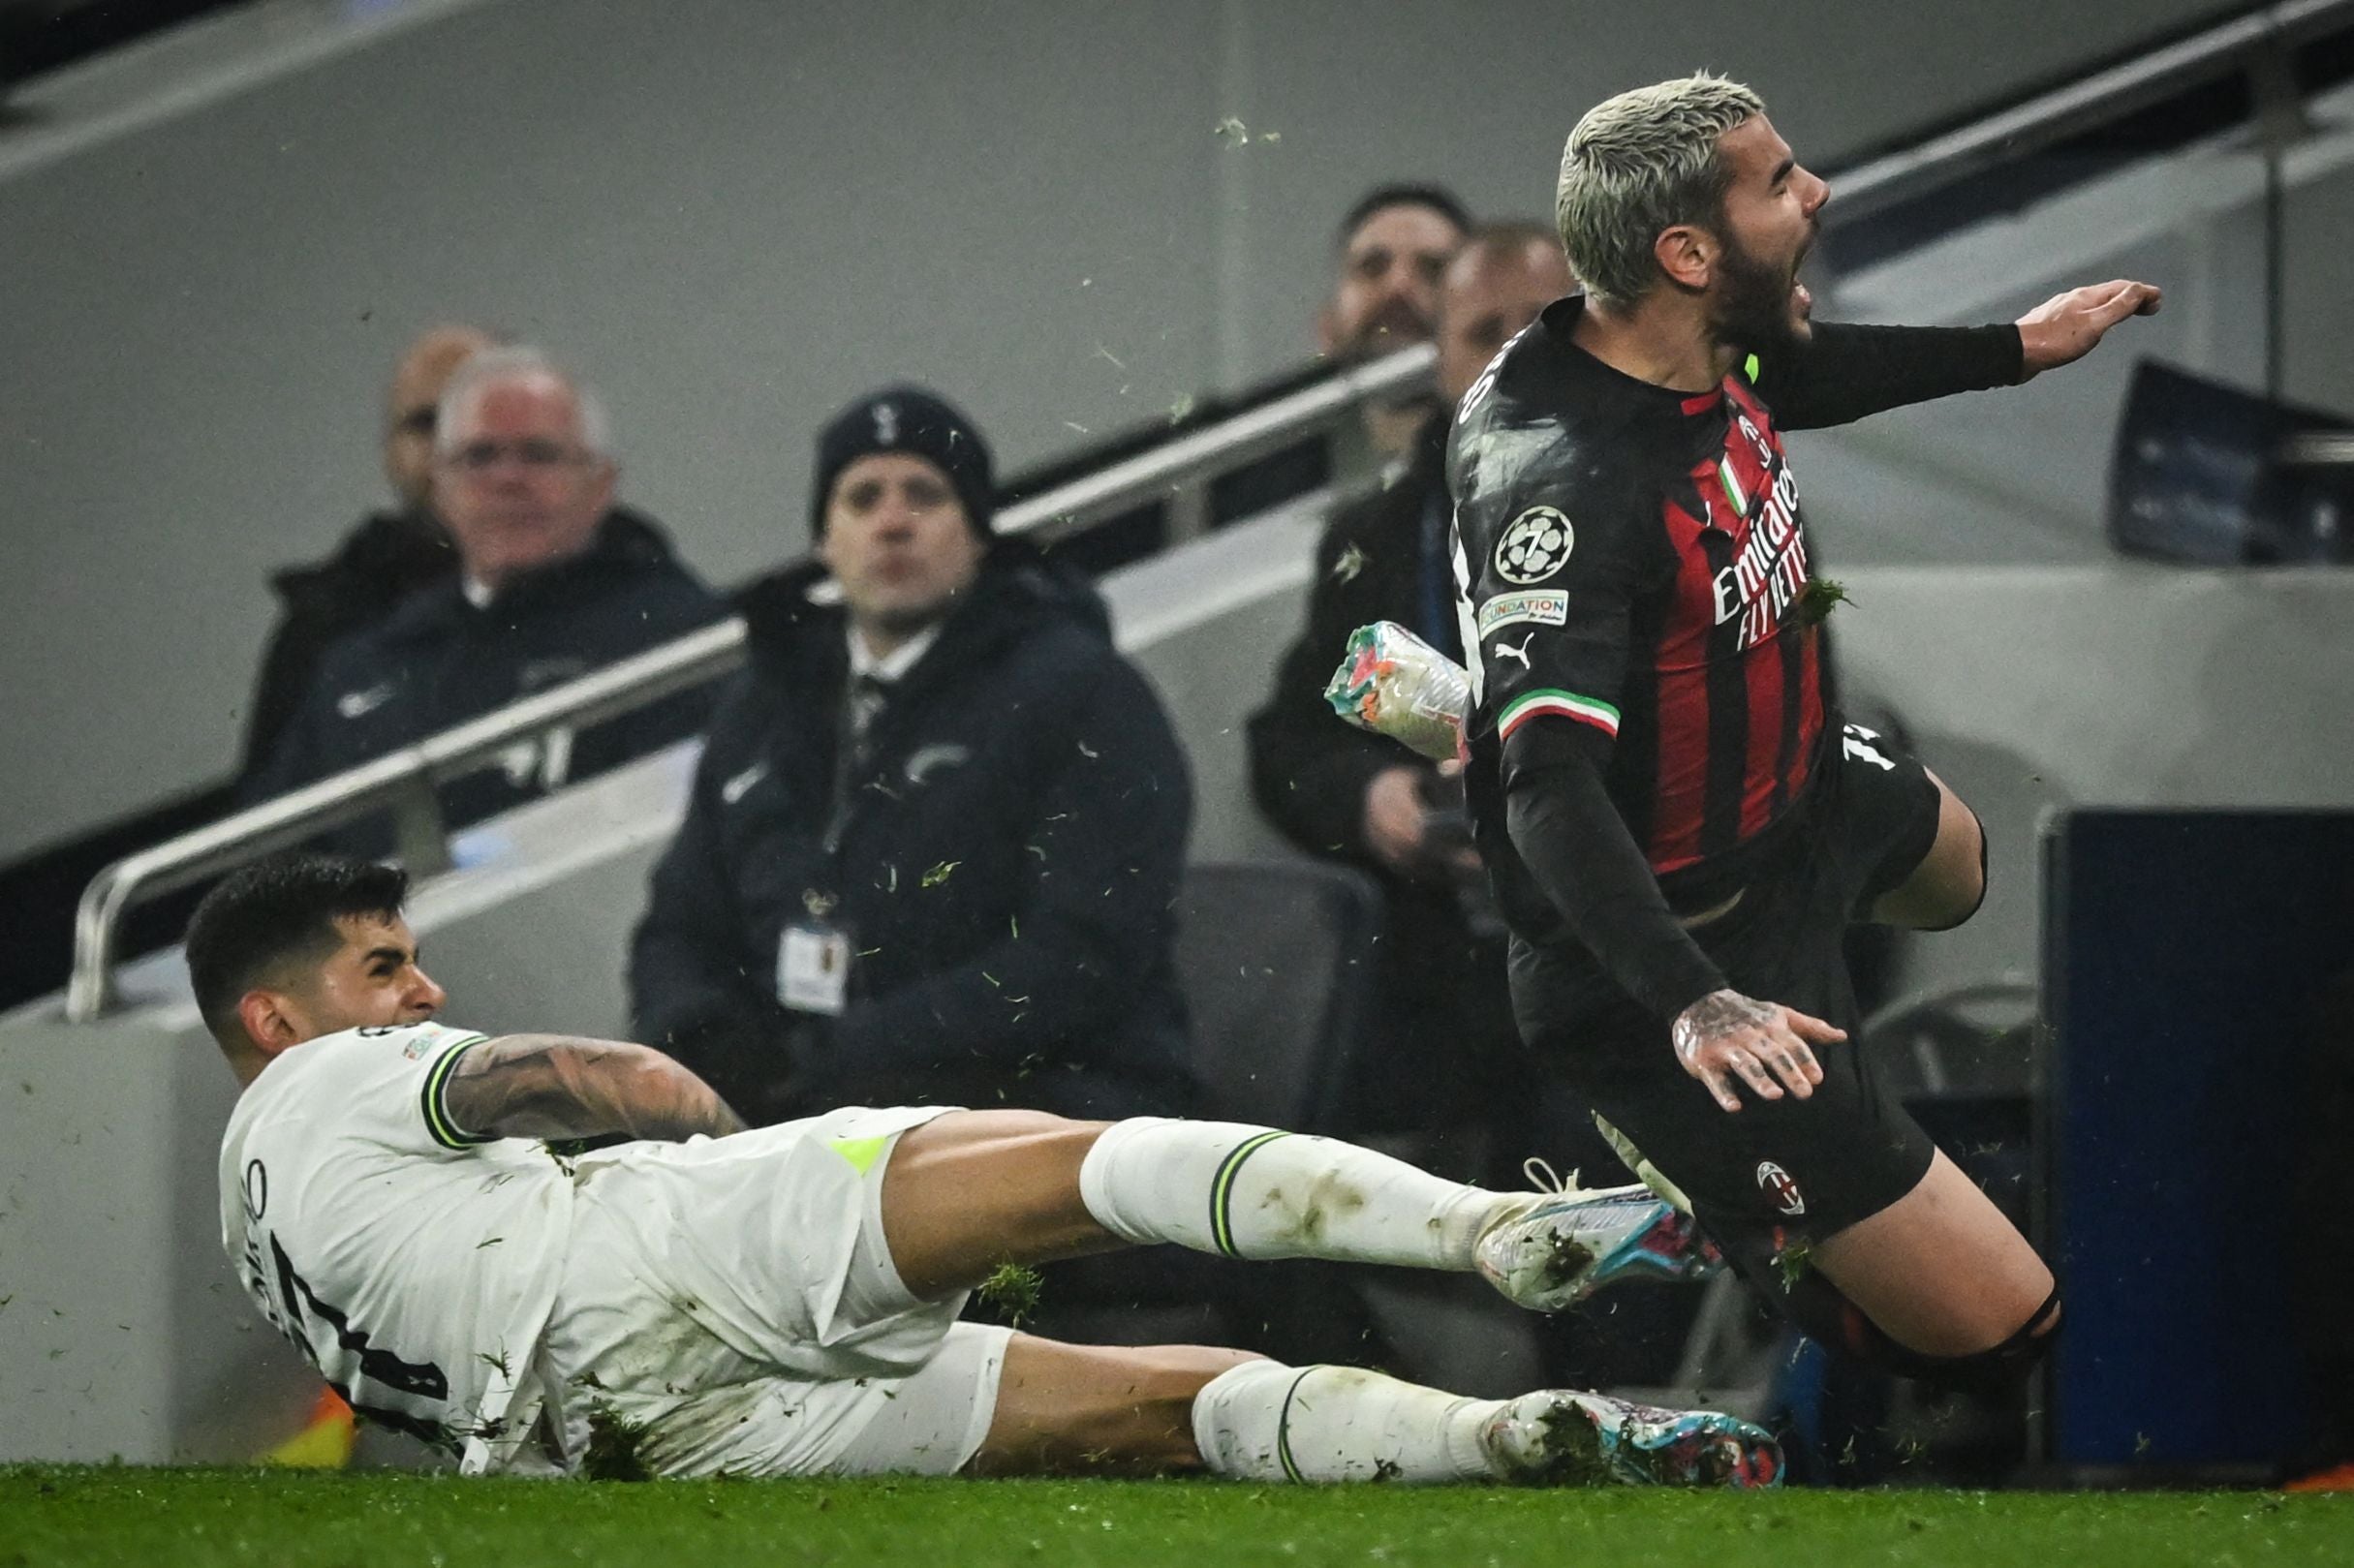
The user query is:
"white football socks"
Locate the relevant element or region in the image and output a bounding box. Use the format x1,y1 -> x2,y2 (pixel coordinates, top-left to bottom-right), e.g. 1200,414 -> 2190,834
1191,1359 -> 1501,1484
1076,1117 -> 1517,1271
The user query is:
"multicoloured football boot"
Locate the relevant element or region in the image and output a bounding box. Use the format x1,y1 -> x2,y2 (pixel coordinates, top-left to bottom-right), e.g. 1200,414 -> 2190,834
1475,1174 -> 1723,1312
1483,1390 -> 1783,1489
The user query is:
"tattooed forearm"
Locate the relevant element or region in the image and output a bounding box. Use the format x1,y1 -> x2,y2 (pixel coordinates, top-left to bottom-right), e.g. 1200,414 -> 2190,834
444,1035 -> 748,1143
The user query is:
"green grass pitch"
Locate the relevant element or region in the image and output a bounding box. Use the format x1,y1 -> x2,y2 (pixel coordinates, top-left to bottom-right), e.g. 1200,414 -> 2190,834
6,1467 -> 2352,1568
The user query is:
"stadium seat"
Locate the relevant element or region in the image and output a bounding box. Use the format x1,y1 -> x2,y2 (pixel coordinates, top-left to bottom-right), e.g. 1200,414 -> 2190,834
1172,859 -> 1383,1132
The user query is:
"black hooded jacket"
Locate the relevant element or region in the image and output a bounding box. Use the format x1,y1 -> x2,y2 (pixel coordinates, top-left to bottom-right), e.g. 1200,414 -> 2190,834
629,541 -> 1196,1124
245,508 -> 726,831
239,507 -> 459,782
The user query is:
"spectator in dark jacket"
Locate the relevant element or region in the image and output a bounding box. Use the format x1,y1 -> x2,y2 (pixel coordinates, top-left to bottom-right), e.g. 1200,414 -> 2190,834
1204,186 -> 1473,532
1316,184 -> 1472,460
1248,224 -> 1574,1144
237,324 -> 489,780
629,386 -> 1194,1126
248,346 -> 725,834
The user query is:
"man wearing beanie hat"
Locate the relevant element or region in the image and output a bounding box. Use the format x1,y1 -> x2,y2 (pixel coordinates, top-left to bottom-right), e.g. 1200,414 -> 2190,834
808,384 -> 999,543
629,385 -> 1197,1126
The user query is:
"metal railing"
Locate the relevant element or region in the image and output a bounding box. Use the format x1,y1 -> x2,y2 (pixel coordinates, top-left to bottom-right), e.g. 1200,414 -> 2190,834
1825,0 -> 2352,405
63,343 -> 1436,1020
1825,0 -> 2352,223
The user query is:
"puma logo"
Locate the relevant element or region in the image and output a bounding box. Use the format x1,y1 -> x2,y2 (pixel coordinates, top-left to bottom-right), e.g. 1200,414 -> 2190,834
1493,633 -> 1534,670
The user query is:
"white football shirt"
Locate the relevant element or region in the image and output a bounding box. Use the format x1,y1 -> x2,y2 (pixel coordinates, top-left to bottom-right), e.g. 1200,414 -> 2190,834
217,1021 -> 574,1473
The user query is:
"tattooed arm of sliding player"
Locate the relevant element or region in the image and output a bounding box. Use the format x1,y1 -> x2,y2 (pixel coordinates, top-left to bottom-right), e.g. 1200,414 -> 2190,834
442,1034 -> 747,1142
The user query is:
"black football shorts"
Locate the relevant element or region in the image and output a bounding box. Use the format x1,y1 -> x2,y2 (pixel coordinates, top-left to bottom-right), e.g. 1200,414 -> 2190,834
1513,721 -> 1950,1239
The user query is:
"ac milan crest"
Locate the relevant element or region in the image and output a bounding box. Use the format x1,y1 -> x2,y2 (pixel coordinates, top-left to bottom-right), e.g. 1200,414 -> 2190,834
1755,1159 -> 1806,1217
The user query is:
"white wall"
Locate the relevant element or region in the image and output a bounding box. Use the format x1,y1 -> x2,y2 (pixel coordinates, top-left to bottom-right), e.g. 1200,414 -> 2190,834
0,0 -> 2243,862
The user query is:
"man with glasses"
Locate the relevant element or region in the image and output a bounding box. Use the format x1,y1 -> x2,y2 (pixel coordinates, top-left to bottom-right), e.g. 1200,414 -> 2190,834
247,346 -> 724,841
238,325 -> 490,782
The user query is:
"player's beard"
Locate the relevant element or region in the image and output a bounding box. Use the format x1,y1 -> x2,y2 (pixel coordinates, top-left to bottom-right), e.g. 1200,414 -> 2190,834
1338,299 -> 1436,363
1709,227 -> 1811,360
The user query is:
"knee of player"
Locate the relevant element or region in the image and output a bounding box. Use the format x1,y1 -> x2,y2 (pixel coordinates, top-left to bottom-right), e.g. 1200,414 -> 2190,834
1905,1288 -> 2060,1396
1922,811 -> 1990,931
1155,1347 -> 1266,1400
951,1109 -> 1113,1168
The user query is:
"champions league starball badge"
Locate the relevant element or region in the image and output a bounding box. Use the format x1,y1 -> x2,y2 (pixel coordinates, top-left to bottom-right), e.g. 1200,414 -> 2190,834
1494,506 -> 1574,584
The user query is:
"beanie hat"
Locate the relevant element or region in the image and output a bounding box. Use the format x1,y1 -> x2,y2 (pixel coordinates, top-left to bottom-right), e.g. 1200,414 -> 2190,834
810,384 -> 995,539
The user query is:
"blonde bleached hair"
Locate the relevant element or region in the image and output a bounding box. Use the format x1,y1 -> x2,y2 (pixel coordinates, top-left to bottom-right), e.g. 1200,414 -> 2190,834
1555,73 -> 1765,310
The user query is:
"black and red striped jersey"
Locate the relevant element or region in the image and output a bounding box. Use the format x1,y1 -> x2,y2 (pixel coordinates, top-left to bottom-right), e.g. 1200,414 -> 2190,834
1447,295 -> 2018,984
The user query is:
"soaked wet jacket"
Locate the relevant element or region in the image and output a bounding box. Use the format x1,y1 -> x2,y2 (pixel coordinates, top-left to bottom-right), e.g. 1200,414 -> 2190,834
628,542 -> 1196,1124
245,509 -> 726,834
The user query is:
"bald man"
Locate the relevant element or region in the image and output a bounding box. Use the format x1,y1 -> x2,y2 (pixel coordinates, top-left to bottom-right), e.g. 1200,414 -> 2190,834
239,325 -> 492,779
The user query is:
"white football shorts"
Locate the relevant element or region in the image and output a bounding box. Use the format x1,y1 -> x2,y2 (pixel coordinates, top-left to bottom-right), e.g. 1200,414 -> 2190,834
539,1104 -> 1012,1477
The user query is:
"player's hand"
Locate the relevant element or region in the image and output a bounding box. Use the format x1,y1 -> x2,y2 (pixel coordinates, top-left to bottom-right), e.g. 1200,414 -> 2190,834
1670,988 -> 1840,1114
1363,764 -> 1440,877
2015,280 -> 2161,380
1365,763 -> 1485,881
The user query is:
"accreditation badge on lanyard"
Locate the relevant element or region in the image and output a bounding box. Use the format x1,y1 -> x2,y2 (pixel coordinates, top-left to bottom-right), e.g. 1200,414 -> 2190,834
778,890 -> 852,1015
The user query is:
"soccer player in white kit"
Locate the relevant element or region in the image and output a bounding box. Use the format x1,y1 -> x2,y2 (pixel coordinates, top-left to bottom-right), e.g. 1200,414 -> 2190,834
193,853 -> 1782,1487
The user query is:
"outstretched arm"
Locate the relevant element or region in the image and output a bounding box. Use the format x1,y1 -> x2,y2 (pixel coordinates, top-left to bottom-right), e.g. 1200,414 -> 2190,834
1750,321 -> 2021,430
1755,279 -> 2160,431
439,1034 -> 747,1144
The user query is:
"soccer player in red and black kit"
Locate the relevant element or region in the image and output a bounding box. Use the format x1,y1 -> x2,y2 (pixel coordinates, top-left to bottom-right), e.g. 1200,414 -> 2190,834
1447,74 -> 2158,1391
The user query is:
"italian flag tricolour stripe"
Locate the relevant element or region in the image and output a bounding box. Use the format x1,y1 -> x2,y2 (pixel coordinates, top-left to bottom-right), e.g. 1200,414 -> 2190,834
1498,688 -> 1620,740
1717,456 -> 1749,519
